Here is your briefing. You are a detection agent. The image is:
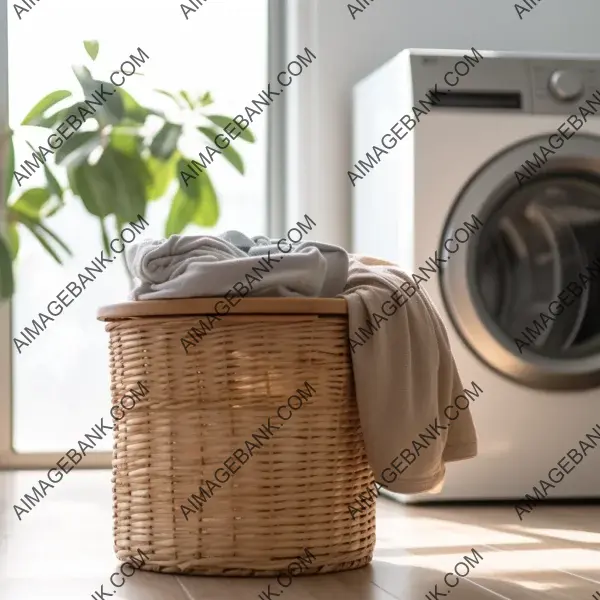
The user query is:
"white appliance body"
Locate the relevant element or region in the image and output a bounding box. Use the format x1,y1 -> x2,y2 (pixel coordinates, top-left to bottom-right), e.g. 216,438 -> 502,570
352,49 -> 600,501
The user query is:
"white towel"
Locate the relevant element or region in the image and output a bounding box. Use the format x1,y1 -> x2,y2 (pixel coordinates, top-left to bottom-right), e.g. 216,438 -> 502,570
341,255 -> 478,494
125,231 -> 349,300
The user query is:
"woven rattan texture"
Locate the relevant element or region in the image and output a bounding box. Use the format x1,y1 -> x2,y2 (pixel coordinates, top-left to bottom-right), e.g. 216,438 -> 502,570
105,314 -> 376,576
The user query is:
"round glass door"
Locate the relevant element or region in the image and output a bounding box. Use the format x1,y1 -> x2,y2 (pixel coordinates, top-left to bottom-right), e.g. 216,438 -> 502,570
441,134 -> 600,390
475,174 -> 600,360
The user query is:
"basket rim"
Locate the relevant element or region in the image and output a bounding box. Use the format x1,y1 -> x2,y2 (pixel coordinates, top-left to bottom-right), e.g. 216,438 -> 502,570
97,297 -> 348,321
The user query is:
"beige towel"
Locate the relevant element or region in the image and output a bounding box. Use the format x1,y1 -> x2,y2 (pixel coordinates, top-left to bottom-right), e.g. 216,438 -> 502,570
341,255 -> 478,494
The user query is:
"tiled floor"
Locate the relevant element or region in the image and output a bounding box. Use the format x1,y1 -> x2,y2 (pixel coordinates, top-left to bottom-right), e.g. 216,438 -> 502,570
0,470 -> 599,599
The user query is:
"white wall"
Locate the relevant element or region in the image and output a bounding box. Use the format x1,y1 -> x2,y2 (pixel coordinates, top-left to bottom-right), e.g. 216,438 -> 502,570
285,0 -> 600,248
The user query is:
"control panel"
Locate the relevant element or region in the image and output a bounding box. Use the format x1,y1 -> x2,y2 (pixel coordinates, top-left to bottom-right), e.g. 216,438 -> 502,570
532,62 -> 600,115
404,50 -> 600,116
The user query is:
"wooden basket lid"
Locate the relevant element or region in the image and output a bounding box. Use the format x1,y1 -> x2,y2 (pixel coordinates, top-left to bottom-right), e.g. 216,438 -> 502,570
97,297 -> 348,321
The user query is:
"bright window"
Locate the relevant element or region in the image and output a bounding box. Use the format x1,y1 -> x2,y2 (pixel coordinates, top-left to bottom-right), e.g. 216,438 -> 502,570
7,0 -> 269,453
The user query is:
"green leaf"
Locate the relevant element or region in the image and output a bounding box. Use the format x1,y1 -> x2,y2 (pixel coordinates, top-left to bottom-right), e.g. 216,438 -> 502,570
96,147 -> 148,221
55,131 -> 101,168
44,167 -> 63,203
179,158 -> 220,228
110,129 -> 142,156
25,141 -> 63,202
5,131 -> 14,201
165,186 -> 197,236
11,188 -> 51,219
34,220 -> 72,256
198,91 -> 213,107
99,219 -> 111,255
150,122 -> 182,160
118,88 -> 150,124
9,209 -> 72,258
0,236 -> 14,299
179,91 -> 194,110
67,165 -> 80,196
72,67 -> 124,126
43,198 -> 65,218
69,161 -> 116,218
198,126 -> 244,174
32,104 -> 78,129
154,89 -> 186,109
30,98 -> 109,130
21,90 -> 72,126
205,114 -> 255,143
84,40 -> 99,61
146,153 -> 179,201
72,65 -> 96,95
23,223 -> 64,265
92,81 -> 125,126
6,224 -> 19,260
192,173 -> 219,227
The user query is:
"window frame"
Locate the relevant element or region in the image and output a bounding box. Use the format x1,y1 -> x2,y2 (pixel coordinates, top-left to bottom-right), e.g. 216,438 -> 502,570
0,0 -> 286,470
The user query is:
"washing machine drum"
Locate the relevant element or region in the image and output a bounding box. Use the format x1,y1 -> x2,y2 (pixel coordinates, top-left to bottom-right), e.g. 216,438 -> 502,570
478,176 -> 600,353
442,138 -> 600,390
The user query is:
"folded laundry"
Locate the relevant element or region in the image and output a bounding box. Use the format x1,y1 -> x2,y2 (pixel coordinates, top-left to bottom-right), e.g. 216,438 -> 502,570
125,226 -> 349,300
341,255 -> 478,495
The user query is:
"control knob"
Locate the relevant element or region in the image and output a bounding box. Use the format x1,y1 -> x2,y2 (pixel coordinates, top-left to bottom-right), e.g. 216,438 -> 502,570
548,70 -> 584,102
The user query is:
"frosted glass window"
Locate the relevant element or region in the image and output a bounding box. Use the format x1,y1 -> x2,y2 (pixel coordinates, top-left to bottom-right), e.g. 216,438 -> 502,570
9,0 -> 268,452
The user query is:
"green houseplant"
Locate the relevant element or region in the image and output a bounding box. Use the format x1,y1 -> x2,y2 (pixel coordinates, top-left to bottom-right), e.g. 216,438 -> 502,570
0,40 -> 255,299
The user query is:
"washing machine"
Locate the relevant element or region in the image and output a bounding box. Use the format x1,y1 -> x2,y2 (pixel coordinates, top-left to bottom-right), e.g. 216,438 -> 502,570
352,49 -> 600,500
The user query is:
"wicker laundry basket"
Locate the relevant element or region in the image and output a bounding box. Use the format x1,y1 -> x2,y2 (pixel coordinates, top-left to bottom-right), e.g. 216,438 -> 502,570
97,297 -> 376,576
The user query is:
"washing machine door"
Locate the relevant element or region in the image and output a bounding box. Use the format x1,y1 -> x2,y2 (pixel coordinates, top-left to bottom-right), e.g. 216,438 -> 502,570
441,134 -> 600,390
